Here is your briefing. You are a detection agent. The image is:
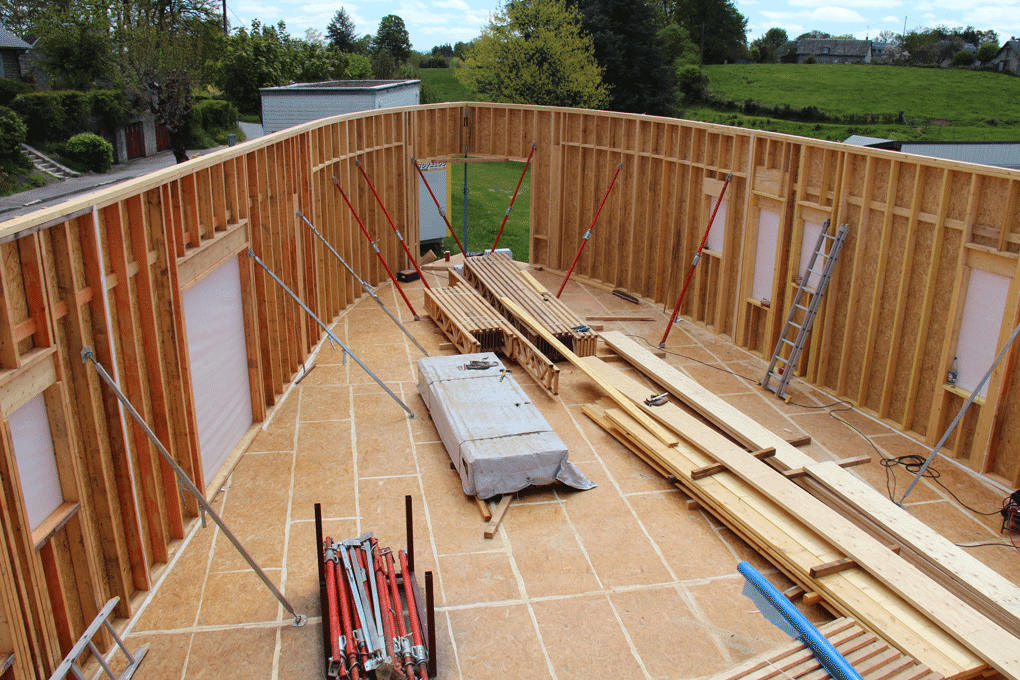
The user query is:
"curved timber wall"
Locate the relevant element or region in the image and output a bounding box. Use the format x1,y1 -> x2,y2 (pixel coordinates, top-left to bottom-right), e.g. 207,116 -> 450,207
0,102 -> 1017,677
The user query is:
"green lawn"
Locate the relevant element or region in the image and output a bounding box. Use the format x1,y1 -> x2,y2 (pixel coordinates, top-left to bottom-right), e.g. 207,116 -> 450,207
420,68 -> 479,103
689,64 -> 1020,141
444,160 -> 531,262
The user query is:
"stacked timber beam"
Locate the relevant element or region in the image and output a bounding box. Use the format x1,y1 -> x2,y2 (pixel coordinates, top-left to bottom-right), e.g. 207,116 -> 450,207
423,271 -> 559,393
585,332 -> 1020,680
462,253 -> 597,360
508,300 -> 1019,680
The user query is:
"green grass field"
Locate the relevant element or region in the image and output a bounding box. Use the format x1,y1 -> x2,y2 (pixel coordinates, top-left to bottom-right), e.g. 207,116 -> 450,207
420,68 -> 479,103
685,64 -> 1020,142
441,161 -> 531,262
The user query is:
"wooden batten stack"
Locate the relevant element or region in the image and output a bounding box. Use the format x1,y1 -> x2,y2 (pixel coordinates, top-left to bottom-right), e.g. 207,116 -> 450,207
462,253 -> 597,360
424,272 -> 560,394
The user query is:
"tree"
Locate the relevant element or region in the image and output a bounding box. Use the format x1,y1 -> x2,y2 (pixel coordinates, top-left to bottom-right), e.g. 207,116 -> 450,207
796,30 -> 830,41
976,42 -> 999,62
124,0 -> 221,163
751,27 -> 787,62
567,0 -> 676,115
215,20 -> 350,114
659,0 -> 748,64
327,8 -> 358,52
375,14 -> 411,62
658,22 -> 699,66
458,0 -> 609,109
36,5 -> 117,89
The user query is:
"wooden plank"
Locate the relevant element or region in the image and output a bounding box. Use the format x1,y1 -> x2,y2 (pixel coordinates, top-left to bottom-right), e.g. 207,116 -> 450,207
0,348 -> 57,415
483,495 -> 511,539
600,331 -> 811,468
31,503 -> 80,551
693,424 -> 1020,679
502,297 -> 679,448
690,447 -> 776,480
810,545 -> 900,578
176,221 -> 249,291
781,455 -> 870,479
805,460 -> 1020,633
582,397 -> 978,678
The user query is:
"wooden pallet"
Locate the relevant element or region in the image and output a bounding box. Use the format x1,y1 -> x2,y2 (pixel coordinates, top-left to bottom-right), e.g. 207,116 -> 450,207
706,617 -> 943,680
462,253 -> 597,359
423,278 -> 559,394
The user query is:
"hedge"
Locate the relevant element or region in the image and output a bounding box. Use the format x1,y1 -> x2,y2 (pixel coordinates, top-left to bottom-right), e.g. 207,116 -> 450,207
0,106 -> 27,156
64,132 -> 113,173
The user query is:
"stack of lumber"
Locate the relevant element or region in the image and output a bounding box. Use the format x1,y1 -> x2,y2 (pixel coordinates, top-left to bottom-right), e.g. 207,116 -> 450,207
423,271 -> 560,394
462,253 -> 597,360
705,618 -> 943,680
504,304 -> 1020,680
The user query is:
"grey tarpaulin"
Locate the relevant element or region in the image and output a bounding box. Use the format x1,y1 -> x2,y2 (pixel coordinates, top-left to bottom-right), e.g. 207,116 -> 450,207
417,353 -> 596,499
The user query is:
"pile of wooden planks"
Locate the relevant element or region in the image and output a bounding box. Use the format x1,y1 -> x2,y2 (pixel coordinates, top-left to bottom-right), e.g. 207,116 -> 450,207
462,253 -> 597,360
705,618 -> 943,680
579,332 -> 1020,680
423,272 -> 560,394
496,300 -> 1019,680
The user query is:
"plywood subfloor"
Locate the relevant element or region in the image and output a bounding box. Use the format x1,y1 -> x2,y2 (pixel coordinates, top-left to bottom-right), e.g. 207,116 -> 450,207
108,269 -> 1019,680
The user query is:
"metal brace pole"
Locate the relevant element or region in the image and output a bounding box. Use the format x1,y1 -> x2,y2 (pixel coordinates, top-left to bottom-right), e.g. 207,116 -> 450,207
296,210 -> 428,357
899,318 -> 1020,505
249,249 -> 416,419
80,349 -> 307,627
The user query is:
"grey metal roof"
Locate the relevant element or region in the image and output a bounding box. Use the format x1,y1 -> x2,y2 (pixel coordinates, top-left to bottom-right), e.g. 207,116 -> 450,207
260,79 -> 420,94
0,25 -> 31,50
899,142 -> 1020,170
843,135 -> 894,146
797,39 -> 872,57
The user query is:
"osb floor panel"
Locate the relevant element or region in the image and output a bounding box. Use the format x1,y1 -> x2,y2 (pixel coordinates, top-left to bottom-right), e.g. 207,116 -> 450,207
111,268 -> 1019,680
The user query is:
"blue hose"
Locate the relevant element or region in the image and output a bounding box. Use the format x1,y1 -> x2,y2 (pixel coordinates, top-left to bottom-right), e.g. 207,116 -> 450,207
738,561 -> 864,680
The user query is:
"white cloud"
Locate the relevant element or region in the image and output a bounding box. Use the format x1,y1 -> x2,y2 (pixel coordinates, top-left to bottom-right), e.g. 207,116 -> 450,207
882,14 -> 899,21
809,6 -> 867,22
434,0 -> 470,9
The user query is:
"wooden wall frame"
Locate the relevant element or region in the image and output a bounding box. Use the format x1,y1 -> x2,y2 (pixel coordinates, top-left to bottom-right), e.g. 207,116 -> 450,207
0,103 -> 1016,675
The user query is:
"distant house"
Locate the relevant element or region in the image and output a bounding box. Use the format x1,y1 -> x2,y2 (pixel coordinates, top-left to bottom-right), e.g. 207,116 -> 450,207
0,25 -> 30,80
990,39 -> 1020,75
797,39 -> 872,64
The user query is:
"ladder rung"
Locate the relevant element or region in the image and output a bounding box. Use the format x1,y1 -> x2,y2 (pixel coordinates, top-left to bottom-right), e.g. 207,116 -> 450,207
795,304 -> 809,311
782,339 -> 795,346
787,322 -> 802,329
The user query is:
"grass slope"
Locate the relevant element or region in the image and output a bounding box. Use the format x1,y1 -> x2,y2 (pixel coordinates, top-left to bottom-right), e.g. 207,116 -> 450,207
685,64 -> 1020,142
421,68 -> 479,103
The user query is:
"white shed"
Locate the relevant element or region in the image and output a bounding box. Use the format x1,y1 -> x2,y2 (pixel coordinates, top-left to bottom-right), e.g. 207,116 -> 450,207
260,80 -> 421,134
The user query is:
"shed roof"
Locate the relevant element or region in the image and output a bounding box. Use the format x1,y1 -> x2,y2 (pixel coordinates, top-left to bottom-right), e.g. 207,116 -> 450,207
0,25 -> 31,50
260,79 -> 420,95
797,39 -> 872,57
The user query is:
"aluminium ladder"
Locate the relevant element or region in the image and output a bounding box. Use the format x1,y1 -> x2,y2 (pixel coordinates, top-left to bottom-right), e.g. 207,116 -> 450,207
762,220 -> 849,401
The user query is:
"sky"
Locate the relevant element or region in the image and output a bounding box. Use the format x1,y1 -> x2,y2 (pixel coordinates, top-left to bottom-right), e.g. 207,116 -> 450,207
227,0 -> 1020,52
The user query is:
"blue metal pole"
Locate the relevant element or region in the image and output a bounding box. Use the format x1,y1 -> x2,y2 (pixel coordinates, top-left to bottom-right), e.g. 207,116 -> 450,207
738,561 -> 864,680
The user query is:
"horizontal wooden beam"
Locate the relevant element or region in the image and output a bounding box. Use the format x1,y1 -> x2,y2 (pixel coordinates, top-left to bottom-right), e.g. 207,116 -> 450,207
782,455 -> 871,480
810,544 -> 901,578
690,447 -> 776,480
0,347 -> 57,415
178,220 -> 249,291
31,502 -> 81,551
